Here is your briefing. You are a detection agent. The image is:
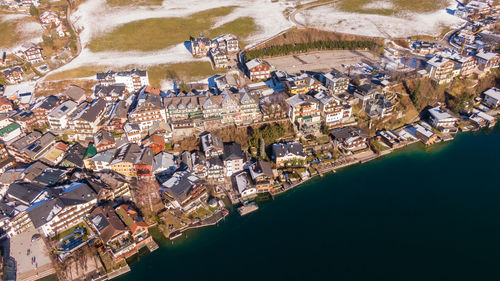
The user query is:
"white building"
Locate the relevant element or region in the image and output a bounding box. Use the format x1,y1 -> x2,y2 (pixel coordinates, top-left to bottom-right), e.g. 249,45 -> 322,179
483,87 -> 500,108
428,106 -> 458,133
47,100 -> 78,131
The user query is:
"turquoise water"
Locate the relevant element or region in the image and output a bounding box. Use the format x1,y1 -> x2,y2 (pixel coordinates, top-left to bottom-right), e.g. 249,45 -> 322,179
117,126 -> 500,281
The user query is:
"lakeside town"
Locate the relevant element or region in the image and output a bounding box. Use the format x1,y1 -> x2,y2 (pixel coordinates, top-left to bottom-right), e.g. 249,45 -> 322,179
1,0 -> 500,280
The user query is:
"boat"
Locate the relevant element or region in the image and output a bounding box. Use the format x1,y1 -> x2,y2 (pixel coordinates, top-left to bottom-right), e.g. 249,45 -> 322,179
238,202 -> 259,216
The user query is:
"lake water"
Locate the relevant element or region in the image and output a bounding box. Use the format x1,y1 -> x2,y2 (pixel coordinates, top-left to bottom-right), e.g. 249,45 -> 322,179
117,125 -> 500,281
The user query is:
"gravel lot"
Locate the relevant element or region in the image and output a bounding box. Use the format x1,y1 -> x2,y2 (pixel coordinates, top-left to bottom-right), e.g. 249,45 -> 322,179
265,50 -> 381,74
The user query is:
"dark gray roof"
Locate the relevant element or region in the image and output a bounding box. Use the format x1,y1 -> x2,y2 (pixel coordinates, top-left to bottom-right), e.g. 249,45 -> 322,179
33,168 -> 67,186
7,182 -> 45,205
61,143 -> 87,168
161,171 -> 202,203
111,143 -> 141,164
23,161 -> 50,182
223,142 -> 243,161
63,85 -> 86,101
95,84 -> 127,96
272,142 -> 305,158
27,182 -> 97,228
94,129 -> 115,146
330,126 -> 368,141
74,99 -> 106,122
249,160 -> 273,179
136,147 -> 153,165
37,95 -> 59,111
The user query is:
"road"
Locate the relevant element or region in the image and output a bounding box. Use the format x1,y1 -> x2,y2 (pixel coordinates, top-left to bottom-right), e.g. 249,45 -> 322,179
289,0 -> 337,28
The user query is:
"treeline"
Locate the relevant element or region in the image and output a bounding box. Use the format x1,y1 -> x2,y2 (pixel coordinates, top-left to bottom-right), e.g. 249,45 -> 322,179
244,40 -> 380,62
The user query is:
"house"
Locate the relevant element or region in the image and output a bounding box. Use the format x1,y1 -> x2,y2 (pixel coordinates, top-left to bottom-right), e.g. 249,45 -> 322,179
1,66 -> 23,84
210,48 -> 230,68
86,172 -> 132,201
259,92 -> 289,120
214,34 -> 239,53
89,205 -> 136,260
248,160 -> 275,193
286,94 -> 321,133
0,144 -> 14,174
330,126 -> 369,153
21,43 -> 43,64
207,156 -> 224,180
190,34 -> 216,57
8,132 -> 56,163
354,84 -> 379,103
223,142 -> 244,177
47,100 -> 79,131
200,132 -> 223,158
475,50 -> 500,72
105,100 -> 130,130
324,69 -> 349,94
135,147 -> 153,177
376,130 -> 404,148
39,11 -> 60,26
32,168 -> 67,186
482,87 -> 500,108
94,129 -> 116,152
272,142 -> 306,168
449,54 -> 477,77
31,95 -> 59,126
110,143 -> 142,177
246,58 -> 272,81
128,91 -> 165,132
69,99 -> 107,140
426,55 -> 455,84
94,84 -> 128,102
159,170 -> 208,213
283,74 -> 323,95
427,106 -> 458,133
314,91 -> 352,125
115,204 -> 152,248
0,122 -> 22,142
152,152 -> 177,175
60,142 -> 87,168
86,148 -> 116,172
469,109 -> 497,128
27,182 -> 98,237
142,134 -> 164,155
10,109 -> 37,130
96,69 -> 149,93
413,124 -> 437,145
232,171 -> 256,198
124,123 -> 142,144
0,97 -> 13,113
62,85 -> 87,103
365,94 -> 395,118
41,142 -> 67,165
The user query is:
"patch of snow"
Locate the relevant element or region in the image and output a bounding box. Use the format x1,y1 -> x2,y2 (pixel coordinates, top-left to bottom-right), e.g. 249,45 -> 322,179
362,1 -> 394,10
296,1 -> 465,38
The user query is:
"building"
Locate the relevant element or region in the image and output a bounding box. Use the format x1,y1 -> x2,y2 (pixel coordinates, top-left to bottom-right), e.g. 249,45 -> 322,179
60,143 -> 87,168
376,130 -> 404,148
0,97 -> 13,113
115,204 -> 152,248
62,85 -> 87,103
330,126 -> 369,153
427,106 -> 458,133
413,124 -> 437,145
286,94 -> 321,133
475,50 -> 500,72
94,129 -> 116,152
27,182 -> 98,237
246,58 -> 272,81
324,69 -> 349,94
128,91 -> 166,132
210,48 -> 230,68
426,55 -> 455,84
200,132 -> 223,158
482,87 -> 500,108
190,34 -> 216,57
365,94 -> 395,118
215,34 -> 239,53
0,122 -> 22,142
223,142 -> 243,177
110,143 -> 142,177
69,99 -> 107,140
21,43 -> 43,63
89,205 -> 136,260
1,66 -> 23,84
94,84 -> 128,102
86,148 -> 116,172
469,109 -> 497,128
248,160 -> 275,193
159,170 -> 208,213
314,91 -> 352,125
31,95 -> 59,126
39,11 -> 60,26
124,123 -> 142,144
232,171 -> 256,198
272,142 -> 306,168
135,147 -> 153,177
8,132 -> 56,163
152,152 -> 177,175
96,69 -> 149,93
47,100 -> 78,131
284,74 -> 323,95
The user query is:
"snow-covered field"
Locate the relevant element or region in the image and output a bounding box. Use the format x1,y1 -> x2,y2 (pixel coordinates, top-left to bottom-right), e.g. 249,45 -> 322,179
52,0 -> 296,73
0,14 -> 43,50
295,1 -> 465,38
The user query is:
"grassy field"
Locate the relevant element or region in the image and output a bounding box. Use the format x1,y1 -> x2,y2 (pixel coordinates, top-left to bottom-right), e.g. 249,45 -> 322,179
148,61 -> 227,87
338,0 -> 449,14
0,16 -> 37,48
106,0 -> 162,6
45,65 -> 109,80
88,6 -> 258,52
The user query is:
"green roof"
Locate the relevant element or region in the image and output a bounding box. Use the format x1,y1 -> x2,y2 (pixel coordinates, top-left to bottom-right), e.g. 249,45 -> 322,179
0,123 -> 20,137
84,143 -> 97,159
